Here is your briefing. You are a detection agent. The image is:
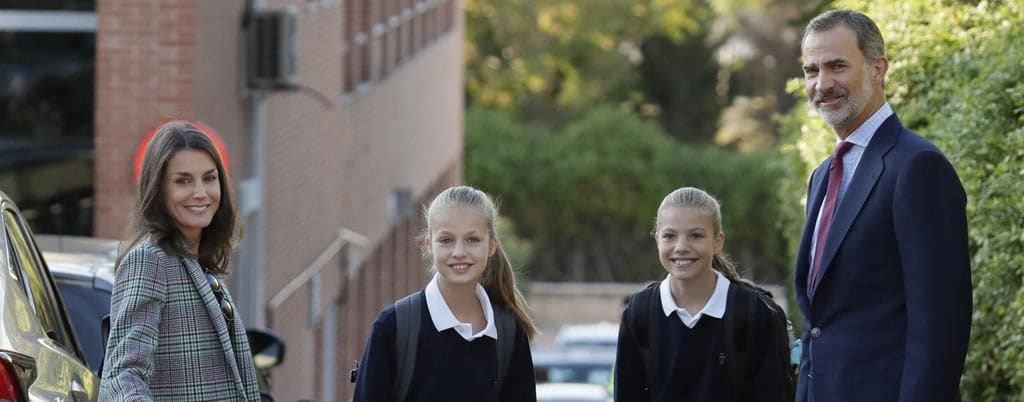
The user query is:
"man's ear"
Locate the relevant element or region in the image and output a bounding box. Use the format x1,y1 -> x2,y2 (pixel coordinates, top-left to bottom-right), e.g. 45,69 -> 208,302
872,56 -> 890,85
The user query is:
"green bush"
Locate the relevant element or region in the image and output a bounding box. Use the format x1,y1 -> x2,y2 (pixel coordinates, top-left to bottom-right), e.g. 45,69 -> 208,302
466,106 -> 786,283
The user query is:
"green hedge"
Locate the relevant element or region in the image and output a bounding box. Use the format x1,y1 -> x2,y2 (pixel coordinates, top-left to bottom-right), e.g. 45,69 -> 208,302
467,105 -> 787,283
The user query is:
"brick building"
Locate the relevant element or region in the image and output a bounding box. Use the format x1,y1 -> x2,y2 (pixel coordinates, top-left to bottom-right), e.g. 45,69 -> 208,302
2,0 -> 464,400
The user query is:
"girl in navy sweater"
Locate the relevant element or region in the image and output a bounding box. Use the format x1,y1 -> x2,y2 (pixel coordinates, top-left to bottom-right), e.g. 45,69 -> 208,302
353,186 -> 539,402
614,187 -> 791,402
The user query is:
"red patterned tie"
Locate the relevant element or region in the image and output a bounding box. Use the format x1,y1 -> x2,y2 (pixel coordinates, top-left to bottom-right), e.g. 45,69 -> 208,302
808,141 -> 854,293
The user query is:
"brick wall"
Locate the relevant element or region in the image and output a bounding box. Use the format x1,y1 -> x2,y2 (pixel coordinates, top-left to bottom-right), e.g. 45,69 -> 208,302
94,0 -> 200,238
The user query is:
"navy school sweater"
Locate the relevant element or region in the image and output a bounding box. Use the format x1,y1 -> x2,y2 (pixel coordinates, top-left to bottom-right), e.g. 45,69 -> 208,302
352,294 -> 537,402
614,285 -> 785,402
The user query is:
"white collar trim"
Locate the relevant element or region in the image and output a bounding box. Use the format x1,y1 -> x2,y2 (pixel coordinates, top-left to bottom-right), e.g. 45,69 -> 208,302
659,270 -> 731,328
425,274 -> 498,340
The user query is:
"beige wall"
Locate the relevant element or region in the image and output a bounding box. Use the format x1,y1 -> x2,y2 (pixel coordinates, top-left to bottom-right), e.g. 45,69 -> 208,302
529,282 -> 643,327
195,0 -> 249,176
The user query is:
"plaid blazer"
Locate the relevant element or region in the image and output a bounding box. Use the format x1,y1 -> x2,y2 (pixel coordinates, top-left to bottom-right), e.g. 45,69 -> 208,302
99,239 -> 261,401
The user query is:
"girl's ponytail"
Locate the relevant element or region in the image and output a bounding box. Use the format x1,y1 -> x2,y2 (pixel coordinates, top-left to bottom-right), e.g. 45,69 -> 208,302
481,241 -> 539,340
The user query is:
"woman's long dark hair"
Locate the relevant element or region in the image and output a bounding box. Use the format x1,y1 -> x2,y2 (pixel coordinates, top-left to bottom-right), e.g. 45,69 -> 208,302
117,120 -> 240,274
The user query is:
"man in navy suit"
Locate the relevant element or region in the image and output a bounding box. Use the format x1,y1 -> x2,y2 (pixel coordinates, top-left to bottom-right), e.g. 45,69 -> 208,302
794,9 -> 972,402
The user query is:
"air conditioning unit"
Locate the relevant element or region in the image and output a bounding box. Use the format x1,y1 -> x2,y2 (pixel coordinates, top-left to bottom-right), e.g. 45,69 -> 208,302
248,10 -> 298,89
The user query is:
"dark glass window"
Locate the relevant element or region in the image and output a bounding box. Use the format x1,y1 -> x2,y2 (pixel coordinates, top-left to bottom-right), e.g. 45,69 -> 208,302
0,1 -> 94,11
55,280 -> 110,372
0,32 -> 93,139
0,30 -> 94,235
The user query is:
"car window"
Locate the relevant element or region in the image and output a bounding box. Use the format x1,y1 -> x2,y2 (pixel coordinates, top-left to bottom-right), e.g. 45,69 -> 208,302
538,364 -> 612,386
1,228 -> 23,287
55,279 -> 110,372
3,208 -> 82,353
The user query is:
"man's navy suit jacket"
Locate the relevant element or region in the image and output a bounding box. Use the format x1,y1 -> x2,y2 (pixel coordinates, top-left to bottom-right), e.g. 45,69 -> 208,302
795,114 -> 972,402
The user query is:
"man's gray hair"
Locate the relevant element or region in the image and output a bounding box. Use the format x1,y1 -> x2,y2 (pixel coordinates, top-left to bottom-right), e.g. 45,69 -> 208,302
803,9 -> 886,61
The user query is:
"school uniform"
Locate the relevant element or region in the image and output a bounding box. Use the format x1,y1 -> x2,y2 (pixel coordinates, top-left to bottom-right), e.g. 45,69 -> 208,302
353,275 -> 537,402
615,272 -> 785,402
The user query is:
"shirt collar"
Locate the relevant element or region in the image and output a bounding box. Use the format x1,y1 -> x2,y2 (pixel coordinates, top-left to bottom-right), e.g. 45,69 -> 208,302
659,271 -> 731,327
842,101 -> 892,148
425,274 -> 498,340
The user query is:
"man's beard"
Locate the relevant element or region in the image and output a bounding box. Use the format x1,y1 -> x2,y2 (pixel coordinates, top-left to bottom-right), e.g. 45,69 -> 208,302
813,70 -> 873,130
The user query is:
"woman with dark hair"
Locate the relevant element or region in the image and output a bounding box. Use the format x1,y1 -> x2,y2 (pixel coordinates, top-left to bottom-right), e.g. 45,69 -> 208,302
100,120 -> 260,401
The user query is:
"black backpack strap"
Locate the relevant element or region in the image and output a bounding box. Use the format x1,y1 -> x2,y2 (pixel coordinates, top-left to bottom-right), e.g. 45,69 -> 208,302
757,287 -> 797,402
724,283 -> 758,401
494,303 -> 516,394
625,282 -> 659,393
727,283 -> 797,402
394,291 -> 424,402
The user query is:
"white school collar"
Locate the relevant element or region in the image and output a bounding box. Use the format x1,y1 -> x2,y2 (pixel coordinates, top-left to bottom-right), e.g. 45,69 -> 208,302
425,274 -> 498,341
659,270 -> 731,328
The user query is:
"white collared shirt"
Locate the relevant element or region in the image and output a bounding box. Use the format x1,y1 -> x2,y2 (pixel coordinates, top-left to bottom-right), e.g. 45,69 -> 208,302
659,271 -> 731,328
810,102 -> 893,268
425,274 -> 498,341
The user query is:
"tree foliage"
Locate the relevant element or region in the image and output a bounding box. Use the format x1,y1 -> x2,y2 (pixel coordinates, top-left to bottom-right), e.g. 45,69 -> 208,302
465,0 -> 712,129
467,106 -> 787,283
466,0 -> 826,145
777,0 -> 1024,399
463,0 -> 816,287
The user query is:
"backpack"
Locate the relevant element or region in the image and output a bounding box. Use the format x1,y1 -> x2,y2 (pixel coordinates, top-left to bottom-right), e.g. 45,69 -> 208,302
350,291 -> 517,402
625,281 -> 796,401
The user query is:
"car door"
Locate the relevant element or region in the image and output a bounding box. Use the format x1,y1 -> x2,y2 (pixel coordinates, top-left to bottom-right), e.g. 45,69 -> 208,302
2,207 -> 98,402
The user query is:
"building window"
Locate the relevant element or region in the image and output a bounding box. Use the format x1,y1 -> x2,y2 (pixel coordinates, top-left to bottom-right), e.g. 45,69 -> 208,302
0,1 -> 95,11
0,6 -> 96,235
341,0 -> 457,96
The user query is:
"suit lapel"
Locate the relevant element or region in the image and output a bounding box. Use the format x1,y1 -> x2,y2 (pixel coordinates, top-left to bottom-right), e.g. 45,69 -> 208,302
181,257 -> 247,398
811,115 -> 901,297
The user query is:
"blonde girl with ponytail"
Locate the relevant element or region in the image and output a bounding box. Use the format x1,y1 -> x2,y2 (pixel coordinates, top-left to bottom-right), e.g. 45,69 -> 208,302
614,187 -> 793,402
353,186 -> 537,402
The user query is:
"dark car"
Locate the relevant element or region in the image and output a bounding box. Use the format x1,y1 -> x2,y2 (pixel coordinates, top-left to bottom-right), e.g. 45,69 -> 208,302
536,382 -> 609,402
0,190 -> 99,401
534,347 -> 616,386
